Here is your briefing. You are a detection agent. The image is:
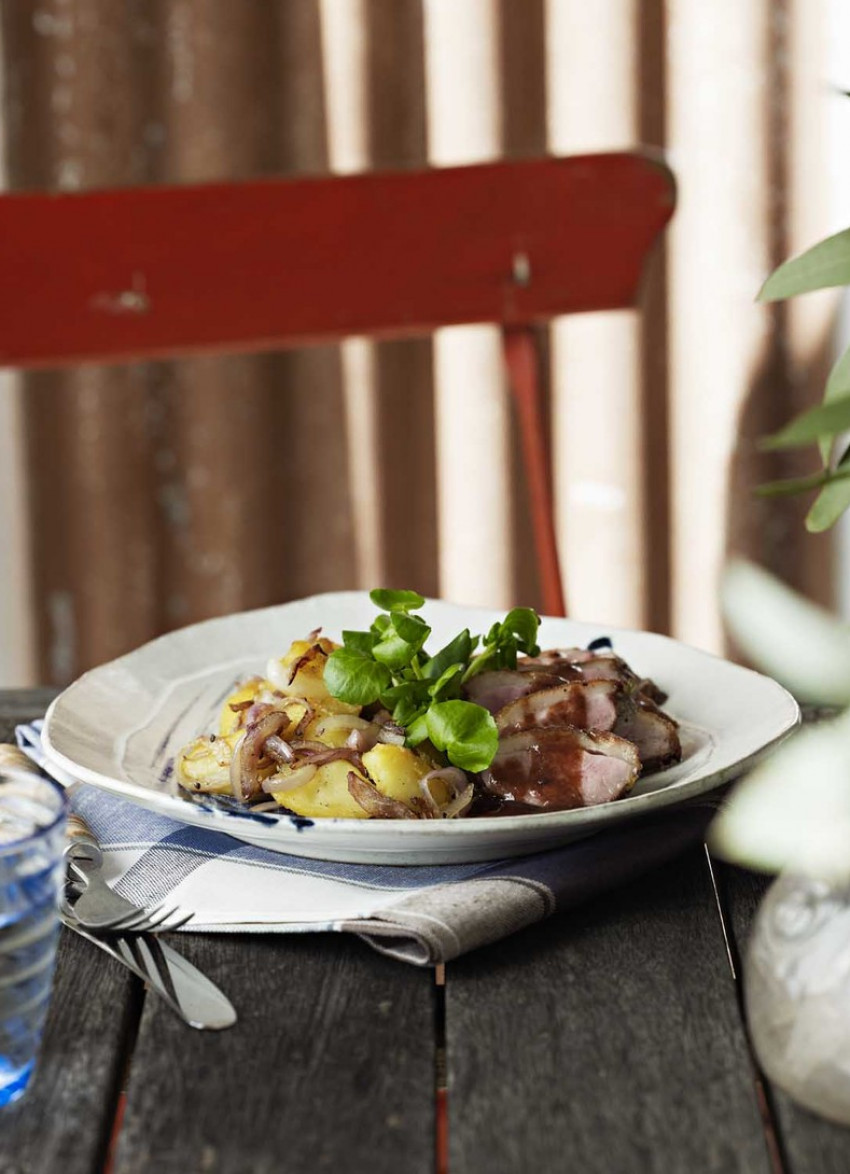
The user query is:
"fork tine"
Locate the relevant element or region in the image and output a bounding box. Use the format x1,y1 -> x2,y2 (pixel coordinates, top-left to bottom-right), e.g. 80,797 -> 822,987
114,907 -> 193,935
63,891 -> 156,933
65,890 -> 171,934
131,906 -> 176,932
65,876 -> 191,936
157,911 -> 194,932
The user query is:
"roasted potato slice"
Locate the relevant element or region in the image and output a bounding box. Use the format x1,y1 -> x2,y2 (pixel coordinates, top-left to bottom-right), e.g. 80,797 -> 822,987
218,678 -> 267,736
176,732 -> 242,794
270,758 -> 372,819
267,638 -> 360,715
302,712 -> 374,748
361,744 -> 448,808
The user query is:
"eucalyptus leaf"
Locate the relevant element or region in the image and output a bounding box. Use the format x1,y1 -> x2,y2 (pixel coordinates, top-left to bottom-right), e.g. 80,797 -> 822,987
807,449 -> 850,532
756,469 -> 841,498
758,226 -> 850,301
761,396 -> 850,452
819,343 -> 850,464
721,559 -> 850,705
710,709 -> 850,878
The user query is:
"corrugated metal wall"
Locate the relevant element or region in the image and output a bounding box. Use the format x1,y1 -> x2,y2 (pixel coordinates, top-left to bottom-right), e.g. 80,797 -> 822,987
0,0 -> 837,684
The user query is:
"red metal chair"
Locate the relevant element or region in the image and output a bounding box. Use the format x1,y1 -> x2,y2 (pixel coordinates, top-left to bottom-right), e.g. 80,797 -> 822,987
0,153 -> 674,616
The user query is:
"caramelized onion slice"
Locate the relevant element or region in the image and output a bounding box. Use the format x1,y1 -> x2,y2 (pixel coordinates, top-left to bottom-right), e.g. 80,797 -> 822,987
262,763 -> 319,795
230,709 -> 293,801
421,767 -> 475,819
265,735 -> 295,765
347,771 -> 419,820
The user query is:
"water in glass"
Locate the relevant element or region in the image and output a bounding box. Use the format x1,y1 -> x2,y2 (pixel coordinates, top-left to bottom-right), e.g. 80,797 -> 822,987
0,771 -> 67,1106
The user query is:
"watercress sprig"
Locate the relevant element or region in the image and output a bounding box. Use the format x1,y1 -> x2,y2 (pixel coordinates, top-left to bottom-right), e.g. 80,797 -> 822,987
322,589 -> 540,773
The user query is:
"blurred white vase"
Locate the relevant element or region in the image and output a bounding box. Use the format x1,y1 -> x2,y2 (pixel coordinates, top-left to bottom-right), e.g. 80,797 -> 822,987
746,874 -> 850,1125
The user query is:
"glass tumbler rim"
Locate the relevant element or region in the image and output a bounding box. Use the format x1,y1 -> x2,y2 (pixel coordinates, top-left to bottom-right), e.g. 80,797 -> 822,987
0,770 -> 68,855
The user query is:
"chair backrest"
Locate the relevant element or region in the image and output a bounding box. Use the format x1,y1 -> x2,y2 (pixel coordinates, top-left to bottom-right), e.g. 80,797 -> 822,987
0,153 -> 674,614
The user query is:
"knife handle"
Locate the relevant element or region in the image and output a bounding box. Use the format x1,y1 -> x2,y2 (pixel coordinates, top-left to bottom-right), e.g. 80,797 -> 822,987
62,914 -> 237,1031
65,812 -> 103,868
0,743 -> 35,774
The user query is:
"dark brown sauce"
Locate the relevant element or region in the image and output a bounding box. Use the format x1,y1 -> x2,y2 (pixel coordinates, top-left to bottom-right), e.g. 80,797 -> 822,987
468,794 -> 542,818
484,731 -> 593,810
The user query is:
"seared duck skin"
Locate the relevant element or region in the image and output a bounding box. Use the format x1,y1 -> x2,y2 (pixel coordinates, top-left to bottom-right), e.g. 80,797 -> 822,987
520,647 -> 669,705
463,639 -> 682,814
612,695 -> 681,772
481,727 -> 641,811
493,677 -> 681,774
495,679 -> 621,737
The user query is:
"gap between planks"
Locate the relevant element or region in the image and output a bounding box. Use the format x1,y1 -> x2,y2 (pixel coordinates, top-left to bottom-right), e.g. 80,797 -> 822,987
435,963 -> 448,1174
704,846 -> 787,1174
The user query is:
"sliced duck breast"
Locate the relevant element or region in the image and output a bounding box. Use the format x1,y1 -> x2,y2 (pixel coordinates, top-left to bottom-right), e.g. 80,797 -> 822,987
481,727 -> 640,811
613,697 -> 681,772
519,649 -> 668,705
463,669 -> 565,715
495,679 -> 621,736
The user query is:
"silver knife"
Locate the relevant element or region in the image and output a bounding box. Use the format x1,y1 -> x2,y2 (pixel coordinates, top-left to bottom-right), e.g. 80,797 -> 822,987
61,913 -> 237,1031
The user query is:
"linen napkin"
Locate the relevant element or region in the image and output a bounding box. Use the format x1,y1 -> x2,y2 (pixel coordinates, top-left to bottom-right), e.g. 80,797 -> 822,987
17,721 -> 713,966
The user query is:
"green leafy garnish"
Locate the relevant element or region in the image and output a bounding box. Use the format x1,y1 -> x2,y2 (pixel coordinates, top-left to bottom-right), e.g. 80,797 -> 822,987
323,649 -> 391,706
369,588 -> 426,613
323,592 -> 540,771
342,630 -> 376,656
371,612 -> 431,671
422,630 -> 476,680
425,701 -> 499,773
463,606 -> 542,681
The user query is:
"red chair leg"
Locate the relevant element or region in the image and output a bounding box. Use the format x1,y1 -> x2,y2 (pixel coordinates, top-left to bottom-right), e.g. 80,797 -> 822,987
502,325 -> 566,617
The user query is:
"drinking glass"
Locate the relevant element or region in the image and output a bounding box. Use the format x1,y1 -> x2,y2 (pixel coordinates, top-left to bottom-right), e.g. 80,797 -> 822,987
0,769 -> 67,1107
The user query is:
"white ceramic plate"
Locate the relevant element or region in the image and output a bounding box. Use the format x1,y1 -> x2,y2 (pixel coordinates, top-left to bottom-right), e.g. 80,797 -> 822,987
42,592 -> 799,865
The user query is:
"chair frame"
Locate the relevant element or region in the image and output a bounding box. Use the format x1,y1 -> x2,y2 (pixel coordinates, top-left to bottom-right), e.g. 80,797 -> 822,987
0,153 -> 675,615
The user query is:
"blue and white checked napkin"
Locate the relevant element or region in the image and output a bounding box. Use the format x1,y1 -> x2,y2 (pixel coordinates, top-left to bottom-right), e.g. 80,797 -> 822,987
17,721 -> 712,966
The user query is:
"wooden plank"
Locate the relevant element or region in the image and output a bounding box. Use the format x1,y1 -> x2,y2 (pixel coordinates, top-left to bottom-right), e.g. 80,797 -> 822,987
112,933 -> 436,1174
720,863 -> 850,1174
0,933 -> 141,1174
0,687 -> 59,723
0,154 -> 674,368
446,848 -> 773,1174
0,691 -> 141,1174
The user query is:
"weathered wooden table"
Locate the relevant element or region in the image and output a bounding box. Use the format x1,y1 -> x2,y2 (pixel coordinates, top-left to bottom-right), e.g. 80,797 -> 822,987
2,690 -> 848,1174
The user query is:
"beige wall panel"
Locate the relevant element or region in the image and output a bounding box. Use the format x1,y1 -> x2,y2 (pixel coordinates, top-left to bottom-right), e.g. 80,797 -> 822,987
321,0 -> 436,595
0,17 -> 34,686
0,375 -> 34,686
783,0 -> 834,606
423,0 -> 514,609
546,0 -> 646,628
668,0 -> 776,653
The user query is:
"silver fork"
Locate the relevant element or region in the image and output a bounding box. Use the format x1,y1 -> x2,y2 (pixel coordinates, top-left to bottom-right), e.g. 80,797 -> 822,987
62,878 -> 194,934
63,815 -> 193,933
